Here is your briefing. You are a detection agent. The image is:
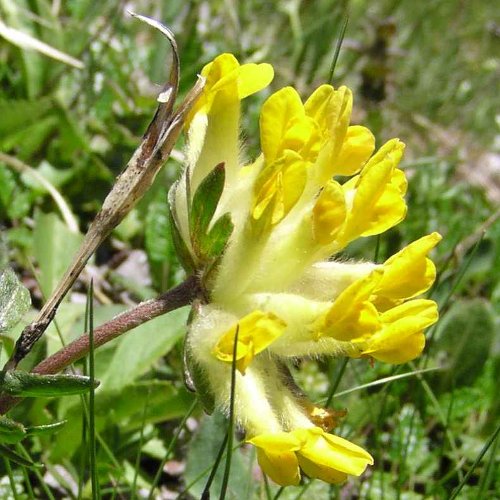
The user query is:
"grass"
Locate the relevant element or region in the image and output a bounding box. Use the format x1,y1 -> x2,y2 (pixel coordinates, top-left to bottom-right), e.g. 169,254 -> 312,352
0,0 -> 498,498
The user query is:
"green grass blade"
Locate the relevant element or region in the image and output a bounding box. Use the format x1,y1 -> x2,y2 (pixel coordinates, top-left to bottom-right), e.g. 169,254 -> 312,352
449,423 -> 500,500
200,431 -> 229,499
20,465 -> 35,499
325,358 -> 348,407
477,422 -> 500,496
16,443 -> 55,500
421,233 -> 484,369
3,457 -> 21,500
263,474 -> 273,500
411,363 -> 464,482
328,16 -> 349,84
147,397 -> 198,499
331,366 -> 440,398
131,387 -> 150,500
181,441 -> 243,498
272,484 -> 284,500
294,479 -> 312,500
88,279 -> 100,499
219,325 -> 239,500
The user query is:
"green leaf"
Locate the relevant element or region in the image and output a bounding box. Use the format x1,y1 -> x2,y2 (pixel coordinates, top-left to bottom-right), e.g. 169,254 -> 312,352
32,211 -> 83,298
25,420 -> 66,437
0,0 -> 48,98
19,160 -> 74,193
183,162 -> 235,264
167,181 -> 195,273
0,98 -> 53,138
0,266 -> 31,333
45,302 -> 87,357
188,163 -> 234,263
184,411 -> 255,499
1,115 -> 59,159
109,382 -> 194,432
200,212 -> 234,259
0,165 -> 16,211
0,370 -> 98,397
184,339 -> 215,414
0,416 -> 26,444
54,103 -> 91,160
189,162 -> 226,242
145,195 -> 173,262
0,443 -> 38,468
0,239 -> 6,269
434,299 -> 495,391
145,191 -> 180,289
98,306 -> 189,391
51,381 -> 194,460
0,165 -> 32,218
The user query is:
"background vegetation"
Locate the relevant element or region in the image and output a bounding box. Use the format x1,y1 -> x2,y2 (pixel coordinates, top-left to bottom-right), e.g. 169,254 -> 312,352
0,0 -> 498,498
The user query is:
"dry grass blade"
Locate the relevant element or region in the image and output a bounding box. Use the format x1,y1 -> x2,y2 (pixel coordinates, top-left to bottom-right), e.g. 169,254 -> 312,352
3,13 -> 204,370
0,18 -> 83,69
332,366 -> 441,398
0,152 -> 79,233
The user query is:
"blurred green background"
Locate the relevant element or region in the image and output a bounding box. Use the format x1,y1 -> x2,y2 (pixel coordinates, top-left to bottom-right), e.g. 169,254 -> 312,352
0,0 -> 498,498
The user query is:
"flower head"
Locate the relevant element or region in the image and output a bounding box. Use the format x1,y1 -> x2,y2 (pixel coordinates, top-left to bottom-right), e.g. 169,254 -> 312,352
249,427 -> 374,486
169,53 -> 441,486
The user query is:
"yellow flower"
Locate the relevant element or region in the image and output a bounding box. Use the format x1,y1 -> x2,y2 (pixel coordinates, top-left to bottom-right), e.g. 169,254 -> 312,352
186,53 -> 274,124
311,232 -> 441,363
318,269 -> 383,341
251,151 -> 308,233
212,310 -> 286,374
358,299 -> 438,363
311,179 -> 346,245
337,139 -> 407,247
376,232 -> 442,300
248,432 -> 302,486
249,427 -> 374,486
171,53 -> 442,488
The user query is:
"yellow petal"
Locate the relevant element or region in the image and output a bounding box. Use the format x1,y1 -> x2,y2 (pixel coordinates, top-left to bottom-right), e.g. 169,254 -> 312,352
319,270 -> 383,341
212,310 -> 287,373
330,125 -> 375,176
339,139 -> 407,245
297,455 -> 347,483
358,181 -> 408,237
295,427 -> 373,477
256,448 -> 301,486
391,167 -> 408,195
306,86 -> 353,184
367,137 -> 405,166
237,62 -> 274,99
252,151 -> 308,231
185,55 -> 272,190
188,53 -> 273,124
194,53 -> 239,117
376,233 -> 442,299
380,299 -> 439,326
312,180 -> 347,245
283,116 -> 319,161
304,85 -> 351,140
304,84 -> 336,127
249,431 -> 303,452
249,431 -> 303,486
202,53 -> 239,88
260,87 -> 305,164
361,299 -> 438,363
362,331 -> 426,364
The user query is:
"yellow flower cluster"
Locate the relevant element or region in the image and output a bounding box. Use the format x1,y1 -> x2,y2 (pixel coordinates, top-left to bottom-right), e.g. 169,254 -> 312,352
170,54 -> 441,486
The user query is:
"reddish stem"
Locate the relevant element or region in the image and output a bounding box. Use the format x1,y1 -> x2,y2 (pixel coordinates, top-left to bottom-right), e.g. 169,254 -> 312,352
0,275 -> 200,414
